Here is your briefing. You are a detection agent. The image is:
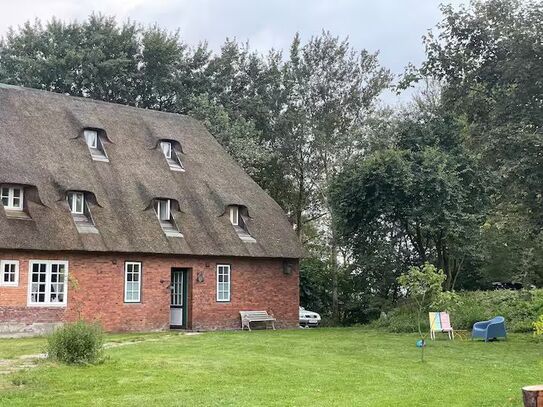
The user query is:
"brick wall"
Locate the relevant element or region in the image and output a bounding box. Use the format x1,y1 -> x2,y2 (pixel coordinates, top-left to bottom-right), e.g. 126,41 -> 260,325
0,250 -> 299,332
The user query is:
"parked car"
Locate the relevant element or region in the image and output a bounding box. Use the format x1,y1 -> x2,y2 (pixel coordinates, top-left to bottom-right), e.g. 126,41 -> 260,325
299,306 -> 321,327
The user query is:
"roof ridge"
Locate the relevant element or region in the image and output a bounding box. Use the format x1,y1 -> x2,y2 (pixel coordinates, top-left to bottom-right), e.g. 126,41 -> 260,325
0,83 -> 193,121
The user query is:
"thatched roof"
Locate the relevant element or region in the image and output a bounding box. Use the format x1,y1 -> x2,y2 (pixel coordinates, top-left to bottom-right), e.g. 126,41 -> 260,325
0,84 -> 302,259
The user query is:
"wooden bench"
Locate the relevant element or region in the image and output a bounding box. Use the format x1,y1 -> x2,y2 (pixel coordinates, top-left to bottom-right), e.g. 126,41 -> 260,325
239,311 -> 276,331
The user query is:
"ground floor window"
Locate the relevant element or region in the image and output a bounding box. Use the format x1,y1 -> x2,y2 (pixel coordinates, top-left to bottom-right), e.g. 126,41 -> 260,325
216,264 -> 231,302
0,260 -> 19,286
124,261 -> 142,303
27,261 -> 68,306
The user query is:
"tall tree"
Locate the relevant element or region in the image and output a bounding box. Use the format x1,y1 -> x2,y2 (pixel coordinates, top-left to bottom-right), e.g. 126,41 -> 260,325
330,95 -> 487,292
406,0 -> 543,285
280,32 -> 391,320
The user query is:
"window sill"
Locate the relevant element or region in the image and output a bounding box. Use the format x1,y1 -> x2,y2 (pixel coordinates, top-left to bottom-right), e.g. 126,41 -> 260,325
27,303 -> 67,308
160,220 -> 183,237
72,215 -> 99,234
233,226 -> 256,243
169,165 -> 185,172
164,230 -> 183,238
91,155 -> 110,163
4,210 -> 31,220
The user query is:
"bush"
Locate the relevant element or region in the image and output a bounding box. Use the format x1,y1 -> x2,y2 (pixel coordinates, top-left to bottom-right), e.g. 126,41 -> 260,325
47,321 -> 104,365
534,315 -> 543,336
373,289 -> 543,333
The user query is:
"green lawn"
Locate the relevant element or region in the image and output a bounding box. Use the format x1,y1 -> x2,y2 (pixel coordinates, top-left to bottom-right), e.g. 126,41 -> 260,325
0,328 -> 541,406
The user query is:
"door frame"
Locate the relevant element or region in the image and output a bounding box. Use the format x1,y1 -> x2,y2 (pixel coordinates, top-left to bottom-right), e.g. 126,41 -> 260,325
170,268 -> 189,329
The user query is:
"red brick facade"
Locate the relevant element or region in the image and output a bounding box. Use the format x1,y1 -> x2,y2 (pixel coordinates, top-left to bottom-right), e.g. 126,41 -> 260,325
0,250 -> 299,333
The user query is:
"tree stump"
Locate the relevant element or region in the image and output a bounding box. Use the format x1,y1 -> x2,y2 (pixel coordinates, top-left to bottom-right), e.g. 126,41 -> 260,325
523,385 -> 543,407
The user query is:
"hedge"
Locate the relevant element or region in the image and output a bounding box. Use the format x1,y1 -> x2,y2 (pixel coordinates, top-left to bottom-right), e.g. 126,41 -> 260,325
371,289 -> 543,333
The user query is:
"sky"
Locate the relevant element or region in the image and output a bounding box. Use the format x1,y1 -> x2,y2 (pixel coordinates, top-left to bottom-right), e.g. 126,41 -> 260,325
0,0 -> 469,104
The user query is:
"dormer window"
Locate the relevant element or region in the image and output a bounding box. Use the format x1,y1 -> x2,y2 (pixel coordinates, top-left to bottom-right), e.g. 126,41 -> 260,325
84,129 -> 109,162
161,141 -> 172,159
153,198 -> 182,237
229,206 -> 240,226
227,205 -> 256,243
1,185 -> 23,211
85,130 -> 98,149
155,198 -> 171,222
68,192 -> 85,215
160,140 -> 184,172
66,191 -> 98,234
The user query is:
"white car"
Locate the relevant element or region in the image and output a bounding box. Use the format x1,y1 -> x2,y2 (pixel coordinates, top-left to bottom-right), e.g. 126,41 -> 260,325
299,306 -> 321,327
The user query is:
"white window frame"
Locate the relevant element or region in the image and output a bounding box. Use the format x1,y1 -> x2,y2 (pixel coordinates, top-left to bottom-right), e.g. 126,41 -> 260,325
1,185 -> 23,211
161,141 -> 172,159
124,261 -> 142,303
27,260 -> 69,307
0,260 -> 19,287
229,206 -> 239,226
84,129 -> 98,149
67,192 -> 85,215
216,264 -> 231,302
155,199 -> 171,222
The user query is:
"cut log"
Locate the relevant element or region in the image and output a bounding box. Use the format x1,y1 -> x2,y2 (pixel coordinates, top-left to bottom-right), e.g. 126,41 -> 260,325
523,385 -> 543,407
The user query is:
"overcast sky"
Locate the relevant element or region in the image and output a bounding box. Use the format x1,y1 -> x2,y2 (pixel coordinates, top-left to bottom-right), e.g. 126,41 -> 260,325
0,0 -> 469,104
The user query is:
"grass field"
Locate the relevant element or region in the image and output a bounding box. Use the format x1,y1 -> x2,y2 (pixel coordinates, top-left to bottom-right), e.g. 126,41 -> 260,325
0,328 -> 541,406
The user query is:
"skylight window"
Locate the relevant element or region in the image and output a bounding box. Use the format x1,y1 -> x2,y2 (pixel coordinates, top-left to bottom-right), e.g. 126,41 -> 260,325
83,129 -> 109,162
1,185 -> 23,211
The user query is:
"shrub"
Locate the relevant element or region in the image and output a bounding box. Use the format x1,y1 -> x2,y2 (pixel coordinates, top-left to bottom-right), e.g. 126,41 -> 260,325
533,315 -> 543,336
47,321 -> 104,365
397,263 -> 445,338
373,289 -> 543,333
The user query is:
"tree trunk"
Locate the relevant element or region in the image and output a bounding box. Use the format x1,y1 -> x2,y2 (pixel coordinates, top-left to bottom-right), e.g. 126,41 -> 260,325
415,224 -> 427,262
330,224 -> 339,324
450,256 -> 465,291
295,176 -> 304,238
523,385 -> 543,407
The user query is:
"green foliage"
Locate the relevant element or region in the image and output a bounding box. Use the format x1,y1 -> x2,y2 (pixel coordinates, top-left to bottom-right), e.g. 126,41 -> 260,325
300,257 -> 386,325
431,291 -> 463,314
533,315 -> 543,336
47,321 -> 104,365
409,0 -> 543,286
397,263 -> 446,306
376,289 -> 543,333
187,93 -> 269,180
330,97 -> 487,294
397,263 -> 445,349
299,257 -> 332,316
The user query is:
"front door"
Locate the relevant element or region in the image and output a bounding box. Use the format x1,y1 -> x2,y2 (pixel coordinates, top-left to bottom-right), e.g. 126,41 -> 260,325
170,269 -> 187,328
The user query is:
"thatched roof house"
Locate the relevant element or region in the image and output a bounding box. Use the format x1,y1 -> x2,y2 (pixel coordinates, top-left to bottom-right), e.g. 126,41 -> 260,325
0,84 -> 302,333
0,84 -> 301,258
